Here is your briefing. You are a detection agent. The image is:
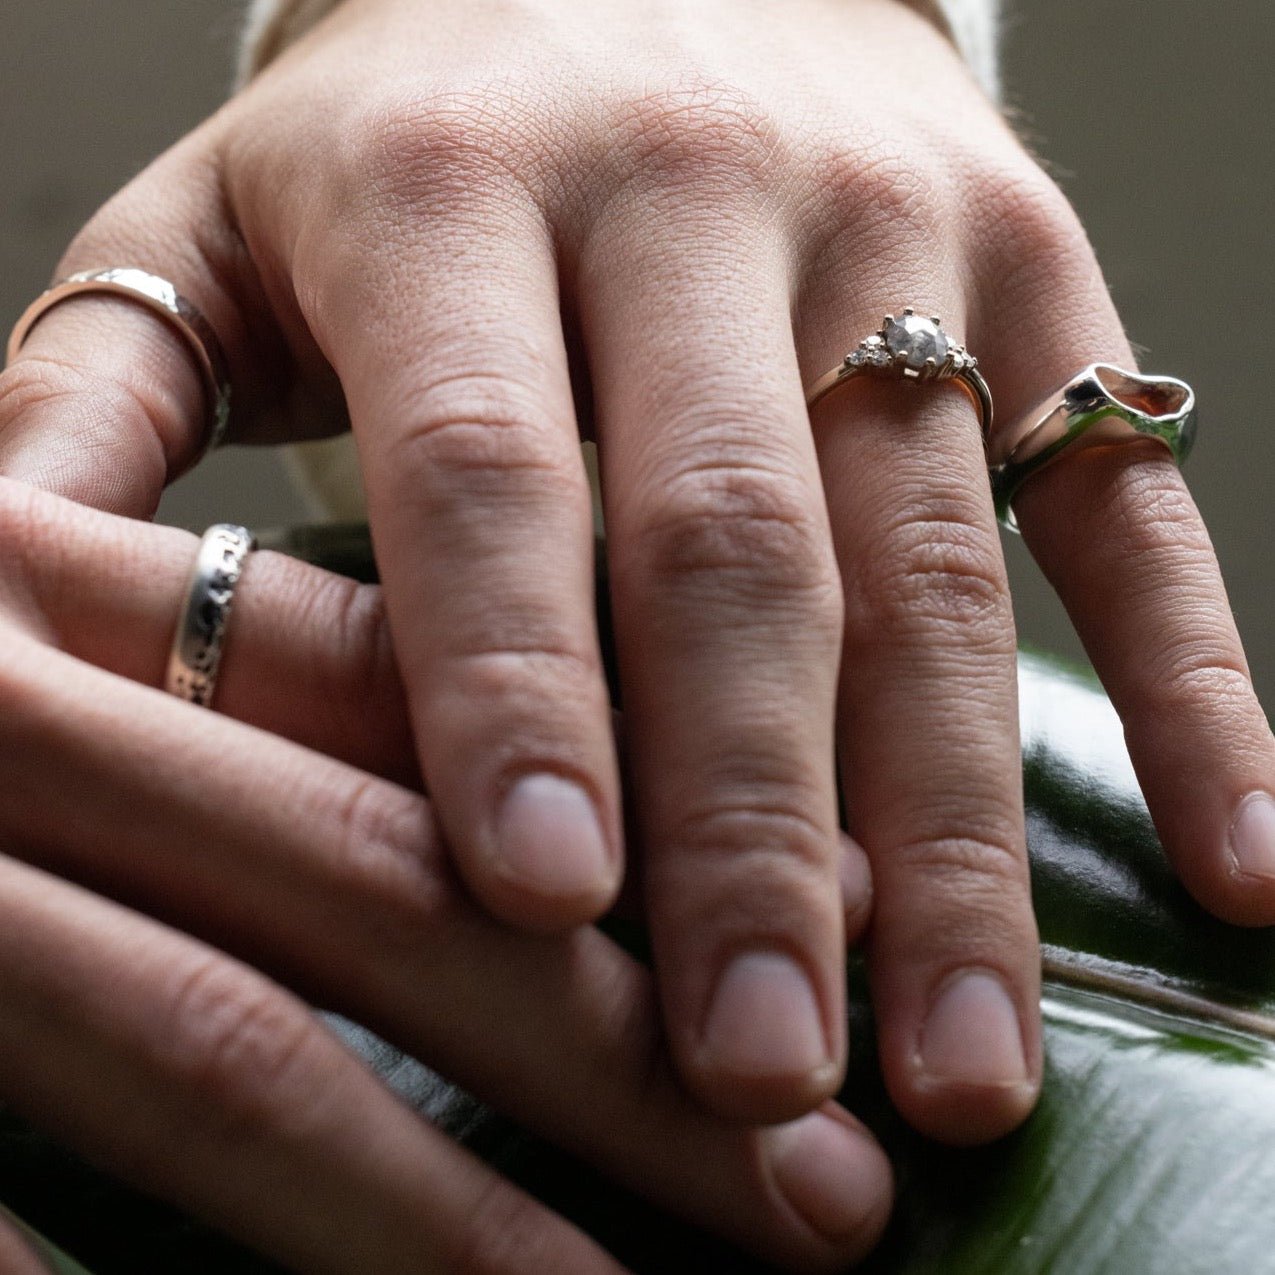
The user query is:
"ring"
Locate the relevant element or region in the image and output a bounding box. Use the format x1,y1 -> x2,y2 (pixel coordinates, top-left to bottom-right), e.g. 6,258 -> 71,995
165,524 -> 256,708
987,363 -> 1197,529
805,309 -> 993,434
6,267 -> 233,457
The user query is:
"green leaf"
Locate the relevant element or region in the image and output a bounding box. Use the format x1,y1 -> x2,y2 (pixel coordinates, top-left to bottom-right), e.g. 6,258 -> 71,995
6,528 -> 1274,1272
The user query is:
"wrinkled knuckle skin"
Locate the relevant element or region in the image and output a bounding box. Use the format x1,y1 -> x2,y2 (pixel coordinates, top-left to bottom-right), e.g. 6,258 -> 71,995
668,800 -> 836,882
892,833 -> 1027,899
154,956 -> 331,1146
602,81 -> 788,206
377,369 -> 580,505
328,775 -> 456,924
0,355 -> 172,491
846,511 -> 1012,647
632,460 -> 842,624
800,142 -> 952,280
350,92 -> 546,218
445,643 -> 601,710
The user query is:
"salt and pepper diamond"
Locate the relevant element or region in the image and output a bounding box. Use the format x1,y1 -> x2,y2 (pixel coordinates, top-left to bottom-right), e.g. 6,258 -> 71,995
842,308 -> 975,382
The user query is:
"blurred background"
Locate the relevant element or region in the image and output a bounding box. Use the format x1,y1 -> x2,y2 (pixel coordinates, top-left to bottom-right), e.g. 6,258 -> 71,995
2,0 -> 1272,702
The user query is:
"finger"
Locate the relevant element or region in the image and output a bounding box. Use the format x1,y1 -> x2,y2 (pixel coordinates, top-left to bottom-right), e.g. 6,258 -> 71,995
0,130 -> 335,513
840,832 -> 874,949
0,855 -> 623,1275
797,216 -> 1040,1143
0,1213 -> 58,1275
0,480 -> 871,956
0,633 -> 892,1272
582,195 -> 847,1123
973,168 -> 1275,927
0,477 -> 415,785
308,162 -> 621,932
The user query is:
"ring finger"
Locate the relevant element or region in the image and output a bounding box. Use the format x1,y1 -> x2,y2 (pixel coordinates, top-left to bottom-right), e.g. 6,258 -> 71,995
798,244 -> 1040,1145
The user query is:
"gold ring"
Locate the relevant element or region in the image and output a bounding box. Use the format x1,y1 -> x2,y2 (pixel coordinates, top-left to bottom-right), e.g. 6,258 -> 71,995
6,267 -> 232,458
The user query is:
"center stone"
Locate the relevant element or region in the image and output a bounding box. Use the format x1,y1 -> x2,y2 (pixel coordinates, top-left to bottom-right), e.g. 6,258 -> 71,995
884,314 -> 948,371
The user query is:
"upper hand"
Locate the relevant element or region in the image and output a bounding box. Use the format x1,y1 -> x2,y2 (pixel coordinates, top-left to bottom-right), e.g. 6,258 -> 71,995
3,0 -> 1271,1147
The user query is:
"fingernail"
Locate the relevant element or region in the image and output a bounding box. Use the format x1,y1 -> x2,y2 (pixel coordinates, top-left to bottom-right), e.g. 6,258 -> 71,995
769,1112 -> 885,1244
1229,792 -> 1275,881
918,970 -> 1028,1087
494,774 -> 612,899
700,951 -> 828,1078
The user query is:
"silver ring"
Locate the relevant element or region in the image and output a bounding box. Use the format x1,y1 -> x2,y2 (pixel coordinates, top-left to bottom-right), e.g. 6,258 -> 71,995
6,267 -> 233,458
165,524 -> 256,707
805,309 -> 993,435
987,363 -> 1198,529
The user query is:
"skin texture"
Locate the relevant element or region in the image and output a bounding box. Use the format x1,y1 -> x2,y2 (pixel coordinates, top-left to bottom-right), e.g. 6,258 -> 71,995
0,0 -> 1272,1255
0,478 -> 891,1273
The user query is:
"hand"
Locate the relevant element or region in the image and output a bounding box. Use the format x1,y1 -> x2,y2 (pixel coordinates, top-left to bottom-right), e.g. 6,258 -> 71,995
3,0 -> 1272,1149
0,476 -> 893,1272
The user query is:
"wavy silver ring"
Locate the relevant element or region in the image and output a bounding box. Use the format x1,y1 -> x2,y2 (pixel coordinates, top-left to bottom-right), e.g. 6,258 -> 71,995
6,267 -> 232,458
987,364 -> 1198,529
165,524 -> 256,708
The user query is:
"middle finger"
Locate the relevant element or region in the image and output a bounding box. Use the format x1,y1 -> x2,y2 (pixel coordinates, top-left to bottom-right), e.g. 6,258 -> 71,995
582,175 -> 847,1124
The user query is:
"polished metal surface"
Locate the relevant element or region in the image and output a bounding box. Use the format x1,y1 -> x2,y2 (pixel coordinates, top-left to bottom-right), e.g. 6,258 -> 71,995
805,309 -> 993,435
6,267 -> 232,459
165,523 -> 255,707
989,363 -> 1197,528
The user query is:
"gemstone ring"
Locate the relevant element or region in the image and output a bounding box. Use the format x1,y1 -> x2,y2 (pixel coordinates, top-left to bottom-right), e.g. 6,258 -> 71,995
804,309 -> 993,437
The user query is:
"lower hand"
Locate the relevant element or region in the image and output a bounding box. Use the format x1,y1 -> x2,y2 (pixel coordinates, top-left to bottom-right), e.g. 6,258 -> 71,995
0,477 -> 892,1272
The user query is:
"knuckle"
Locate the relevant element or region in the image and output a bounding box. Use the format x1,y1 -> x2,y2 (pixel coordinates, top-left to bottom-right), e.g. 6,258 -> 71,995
443,642 -> 603,725
847,509 -> 1012,645
156,955 -> 329,1144
0,355 -> 171,483
351,93 -> 538,216
604,81 -> 786,202
378,368 -> 578,502
1146,646 -> 1256,715
661,798 -> 837,931
801,142 -> 950,272
633,459 -> 841,618
893,832 -> 1026,896
326,775 -> 458,936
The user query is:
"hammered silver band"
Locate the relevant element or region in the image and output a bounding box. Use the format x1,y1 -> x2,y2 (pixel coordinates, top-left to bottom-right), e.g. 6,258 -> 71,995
6,267 -> 233,458
166,524 -> 256,708
987,363 -> 1198,529
805,309 -> 993,436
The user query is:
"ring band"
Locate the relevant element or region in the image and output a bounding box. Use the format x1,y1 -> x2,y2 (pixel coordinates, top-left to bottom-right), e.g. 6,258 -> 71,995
987,363 -> 1198,528
805,309 -> 993,435
165,524 -> 256,708
6,267 -> 233,457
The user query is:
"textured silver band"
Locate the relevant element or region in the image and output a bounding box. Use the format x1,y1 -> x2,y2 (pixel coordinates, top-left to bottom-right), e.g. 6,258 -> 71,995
6,267 -> 233,459
166,524 -> 256,707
